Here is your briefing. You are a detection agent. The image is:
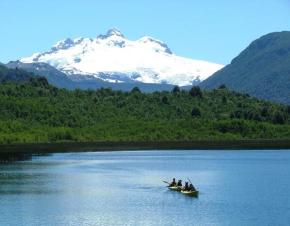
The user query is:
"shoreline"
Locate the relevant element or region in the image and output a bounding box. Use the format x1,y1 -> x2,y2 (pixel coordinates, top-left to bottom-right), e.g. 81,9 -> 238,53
1,140 -> 290,154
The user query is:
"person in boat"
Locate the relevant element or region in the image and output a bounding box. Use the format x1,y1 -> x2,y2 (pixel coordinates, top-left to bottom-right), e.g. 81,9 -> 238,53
188,183 -> 196,191
177,179 -> 182,187
183,181 -> 189,191
169,178 -> 176,187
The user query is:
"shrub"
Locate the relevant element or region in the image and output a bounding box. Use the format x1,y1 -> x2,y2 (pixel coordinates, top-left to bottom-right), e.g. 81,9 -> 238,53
218,84 -> 227,89
191,107 -> 201,117
172,86 -> 180,94
272,112 -> 285,124
161,96 -> 169,104
189,86 -> 202,98
131,87 -> 141,93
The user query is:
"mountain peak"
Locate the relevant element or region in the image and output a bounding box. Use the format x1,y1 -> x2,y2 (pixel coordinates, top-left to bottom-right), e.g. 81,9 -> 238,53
97,28 -> 124,39
138,36 -> 172,54
51,38 -> 75,51
107,28 -> 124,37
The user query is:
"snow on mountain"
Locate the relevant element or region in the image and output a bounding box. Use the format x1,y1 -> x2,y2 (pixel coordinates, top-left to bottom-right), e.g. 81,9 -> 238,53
20,28 -> 224,86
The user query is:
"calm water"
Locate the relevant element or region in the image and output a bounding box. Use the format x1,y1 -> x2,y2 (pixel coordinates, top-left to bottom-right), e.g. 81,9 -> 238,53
1,150 -> 290,226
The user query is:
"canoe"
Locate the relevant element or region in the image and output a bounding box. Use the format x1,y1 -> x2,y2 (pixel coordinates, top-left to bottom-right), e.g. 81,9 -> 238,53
168,186 -> 182,191
181,190 -> 199,197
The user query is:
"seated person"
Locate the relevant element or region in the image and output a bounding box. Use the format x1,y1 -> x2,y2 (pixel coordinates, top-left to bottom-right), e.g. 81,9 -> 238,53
169,178 -> 176,186
188,183 -> 196,191
183,182 -> 189,191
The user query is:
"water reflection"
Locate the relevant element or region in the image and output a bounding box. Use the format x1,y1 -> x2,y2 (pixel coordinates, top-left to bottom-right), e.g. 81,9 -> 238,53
0,153 -> 33,163
0,153 -> 60,196
0,152 -> 53,163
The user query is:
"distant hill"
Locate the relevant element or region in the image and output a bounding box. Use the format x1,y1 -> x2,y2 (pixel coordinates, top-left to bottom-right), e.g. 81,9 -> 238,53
0,64 -> 32,82
6,61 -> 75,88
6,61 -> 176,92
201,31 -> 290,105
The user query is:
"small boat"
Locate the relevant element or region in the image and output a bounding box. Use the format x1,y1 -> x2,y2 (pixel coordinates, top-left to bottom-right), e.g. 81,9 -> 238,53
168,186 -> 182,191
163,180 -> 199,197
181,190 -> 199,197
163,181 -> 182,191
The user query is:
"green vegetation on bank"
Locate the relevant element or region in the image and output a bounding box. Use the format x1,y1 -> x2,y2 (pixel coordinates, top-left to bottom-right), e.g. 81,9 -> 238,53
0,77 -> 290,144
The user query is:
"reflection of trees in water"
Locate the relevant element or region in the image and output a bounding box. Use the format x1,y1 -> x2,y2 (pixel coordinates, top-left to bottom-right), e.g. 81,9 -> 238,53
0,153 -> 57,195
0,153 -> 32,163
0,153 -> 51,163
0,170 -> 58,195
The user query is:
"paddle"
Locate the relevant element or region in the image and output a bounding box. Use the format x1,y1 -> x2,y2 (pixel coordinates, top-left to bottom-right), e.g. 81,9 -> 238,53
187,178 -> 198,191
163,181 -> 170,185
187,178 -> 193,185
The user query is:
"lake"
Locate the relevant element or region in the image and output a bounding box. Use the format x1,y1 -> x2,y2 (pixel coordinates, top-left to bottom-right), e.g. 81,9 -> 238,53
1,150 -> 290,226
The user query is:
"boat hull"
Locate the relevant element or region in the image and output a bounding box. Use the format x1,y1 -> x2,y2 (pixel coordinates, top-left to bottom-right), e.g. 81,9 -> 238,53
181,190 -> 199,197
168,186 -> 182,191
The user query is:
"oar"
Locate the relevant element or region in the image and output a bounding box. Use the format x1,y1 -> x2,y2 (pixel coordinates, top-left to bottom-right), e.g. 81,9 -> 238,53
187,178 -> 198,191
163,180 -> 170,185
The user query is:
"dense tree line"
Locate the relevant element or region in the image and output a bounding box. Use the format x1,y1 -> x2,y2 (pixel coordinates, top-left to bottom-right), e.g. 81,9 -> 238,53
0,78 -> 290,144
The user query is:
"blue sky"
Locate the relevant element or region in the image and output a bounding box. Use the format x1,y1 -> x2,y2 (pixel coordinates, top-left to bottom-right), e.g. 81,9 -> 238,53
1,0 -> 290,64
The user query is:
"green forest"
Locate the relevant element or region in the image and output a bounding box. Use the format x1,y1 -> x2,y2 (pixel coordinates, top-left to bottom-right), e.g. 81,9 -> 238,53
0,77 -> 290,144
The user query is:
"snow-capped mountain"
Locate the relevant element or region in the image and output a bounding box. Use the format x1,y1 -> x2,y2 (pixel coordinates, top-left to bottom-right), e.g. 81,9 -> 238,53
20,28 -> 223,86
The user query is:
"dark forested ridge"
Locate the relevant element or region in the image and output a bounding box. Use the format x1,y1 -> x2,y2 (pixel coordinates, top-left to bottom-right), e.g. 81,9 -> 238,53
1,73 -> 290,144
6,61 -> 176,92
0,64 -> 32,82
201,31 -> 290,104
